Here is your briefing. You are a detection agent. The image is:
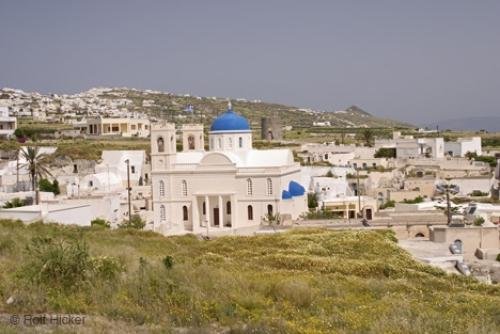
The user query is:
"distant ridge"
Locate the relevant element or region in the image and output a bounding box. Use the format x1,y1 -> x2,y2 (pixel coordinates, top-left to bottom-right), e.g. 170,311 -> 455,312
426,116 -> 500,132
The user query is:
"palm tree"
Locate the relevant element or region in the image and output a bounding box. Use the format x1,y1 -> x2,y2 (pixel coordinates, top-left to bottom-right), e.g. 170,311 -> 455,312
20,146 -> 52,192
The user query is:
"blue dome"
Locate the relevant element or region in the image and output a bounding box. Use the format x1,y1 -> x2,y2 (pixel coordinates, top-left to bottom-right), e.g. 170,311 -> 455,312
282,190 -> 293,200
210,108 -> 251,132
288,181 -> 305,197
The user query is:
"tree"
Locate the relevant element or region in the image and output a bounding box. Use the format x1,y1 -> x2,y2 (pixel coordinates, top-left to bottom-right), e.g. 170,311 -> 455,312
358,129 -> 374,147
307,193 -> 318,209
119,214 -> 145,229
20,146 -> 52,191
38,178 -> 60,195
374,148 -> 396,158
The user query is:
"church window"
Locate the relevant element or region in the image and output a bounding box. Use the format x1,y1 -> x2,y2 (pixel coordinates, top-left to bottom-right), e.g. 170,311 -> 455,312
247,205 -> 253,220
157,137 -> 164,152
182,206 -> 188,221
247,179 -> 253,195
226,201 -> 231,214
182,180 -> 187,196
159,180 -> 165,197
239,137 -> 243,148
160,205 -> 166,221
267,178 -> 273,195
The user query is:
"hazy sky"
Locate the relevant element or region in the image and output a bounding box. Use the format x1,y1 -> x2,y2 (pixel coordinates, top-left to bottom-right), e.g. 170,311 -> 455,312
1,1 -> 499,123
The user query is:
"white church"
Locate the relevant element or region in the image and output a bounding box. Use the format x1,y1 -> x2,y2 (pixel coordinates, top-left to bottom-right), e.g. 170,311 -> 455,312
151,103 -> 307,235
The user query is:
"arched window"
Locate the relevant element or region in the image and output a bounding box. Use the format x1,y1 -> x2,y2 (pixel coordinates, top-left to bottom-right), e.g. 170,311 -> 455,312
226,201 -> 231,214
170,135 -> 175,150
202,201 -> 206,215
188,135 -> 195,150
228,137 -> 233,148
239,137 -> 243,148
159,180 -> 165,197
160,205 -> 166,221
181,180 -> 187,196
267,178 -> 273,195
247,178 -> 253,195
247,205 -> 253,220
267,204 -> 273,215
218,137 -> 222,149
182,205 -> 188,221
157,137 -> 164,152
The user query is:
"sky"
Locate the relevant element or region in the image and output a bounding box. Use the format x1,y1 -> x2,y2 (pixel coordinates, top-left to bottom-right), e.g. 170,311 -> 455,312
1,0 -> 499,124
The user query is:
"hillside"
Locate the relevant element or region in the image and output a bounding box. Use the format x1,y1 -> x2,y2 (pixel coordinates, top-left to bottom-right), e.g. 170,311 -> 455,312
0,220 -> 499,333
0,87 -> 413,129
102,88 -> 413,129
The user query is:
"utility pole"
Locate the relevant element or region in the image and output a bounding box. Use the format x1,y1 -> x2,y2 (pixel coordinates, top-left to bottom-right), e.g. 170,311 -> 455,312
445,184 -> 452,225
125,159 -> 132,224
356,168 -> 361,218
16,148 -> 19,191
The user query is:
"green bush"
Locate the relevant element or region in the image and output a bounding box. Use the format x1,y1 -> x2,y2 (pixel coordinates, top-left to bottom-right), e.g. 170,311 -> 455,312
402,196 -> 424,204
162,255 -> 174,270
374,147 -> 396,158
470,190 -> 489,197
119,214 -> 145,230
473,216 -> 485,226
379,200 -> 396,209
3,197 -> 26,208
19,237 -> 91,290
38,178 -> 60,195
307,193 -> 318,209
91,218 -> 111,229
18,236 -> 124,290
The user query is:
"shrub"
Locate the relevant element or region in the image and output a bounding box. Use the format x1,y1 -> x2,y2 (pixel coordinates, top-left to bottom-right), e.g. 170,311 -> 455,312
402,196 -> 424,204
3,197 -> 26,208
307,193 -> 318,209
473,216 -> 485,226
119,214 -> 145,230
38,178 -> 60,195
379,200 -> 396,209
497,253 -> 500,262
162,255 -> 174,270
374,147 -> 396,158
18,236 -> 124,290
91,218 -> 111,229
470,190 -> 489,197
19,237 -> 91,290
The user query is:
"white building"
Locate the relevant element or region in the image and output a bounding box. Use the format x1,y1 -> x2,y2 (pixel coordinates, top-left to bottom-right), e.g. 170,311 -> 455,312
444,137 -> 482,157
0,106 -> 17,138
151,104 -> 307,235
396,138 -> 445,159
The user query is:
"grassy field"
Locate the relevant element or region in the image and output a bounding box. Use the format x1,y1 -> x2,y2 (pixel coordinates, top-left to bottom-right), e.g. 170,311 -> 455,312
0,220 -> 499,333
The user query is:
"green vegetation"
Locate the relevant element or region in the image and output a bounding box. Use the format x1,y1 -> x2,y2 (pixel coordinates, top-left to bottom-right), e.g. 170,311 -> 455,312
38,178 -> 60,195
0,220 -> 499,332
470,190 -> 489,197
402,196 -> 425,204
307,193 -> 318,209
374,147 -> 396,158
465,152 -> 498,167
20,146 -> 52,190
2,198 -> 27,209
91,218 -> 111,229
119,214 -> 146,230
473,216 -> 485,226
379,200 -> 396,210
305,209 -> 342,220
